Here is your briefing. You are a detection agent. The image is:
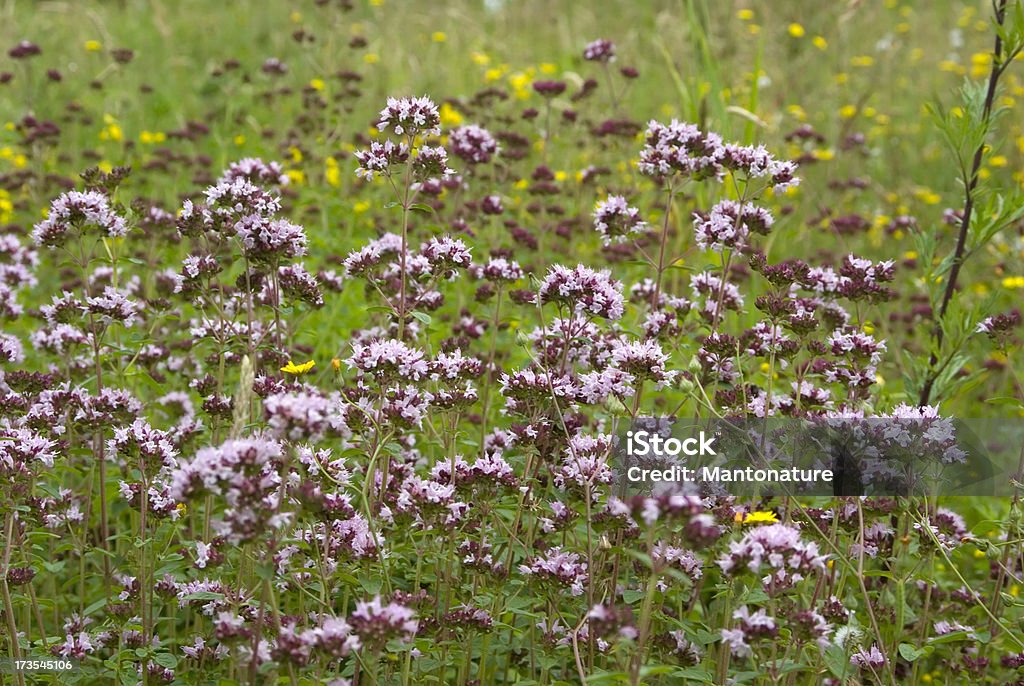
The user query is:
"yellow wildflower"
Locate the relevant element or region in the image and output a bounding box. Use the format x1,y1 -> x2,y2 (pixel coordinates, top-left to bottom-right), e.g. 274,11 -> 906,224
325,158 -> 341,187
743,511 -> 779,525
439,102 -> 463,127
281,360 -> 316,375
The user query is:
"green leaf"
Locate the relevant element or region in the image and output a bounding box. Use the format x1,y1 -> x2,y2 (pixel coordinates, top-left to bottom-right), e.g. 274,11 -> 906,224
585,673 -> 629,685
255,562 -> 275,582
987,397 -> 1024,408
410,311 -> 432,325
83,597 -> 108,616
899,642 -> 925,661
151,652 -> 177,668
670,667 -> 714,683
621,589 -> 645,604
361,576 -> 382,595
824,644 -> 850,679
180,591 -> 225,602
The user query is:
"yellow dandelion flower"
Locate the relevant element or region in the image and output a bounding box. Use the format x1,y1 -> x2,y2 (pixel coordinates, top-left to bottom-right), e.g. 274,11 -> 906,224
471,51 -> 490,66
99,121 -> 123,142
364,53 -> 380,64
432,31 -> 447,43
285,169 -> 305,185
439,102 -> 463,127
788,23 -> 805,38
234,134 -> 246,146
84,40 -> 102,52
325,158 -> 341,187
851,55 -> 874,67
331,358 -> 341,371
737,9 -> 754,20
354,200 -> 371,213
0,190 -> 12,223
812,36 -> 827,50
508,72 -> 530,92
281,360 -> 316,375
939,60 -> 967,75
309,78 -> 325,91
743,511 -> 779,525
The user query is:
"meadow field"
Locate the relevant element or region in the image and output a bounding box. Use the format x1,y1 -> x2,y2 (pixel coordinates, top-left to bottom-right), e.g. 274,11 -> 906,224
2,0 -> 1024,684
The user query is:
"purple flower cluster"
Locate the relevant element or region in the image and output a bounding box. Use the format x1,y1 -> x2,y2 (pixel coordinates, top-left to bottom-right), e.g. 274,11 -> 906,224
377,96 -> 442,136
539,264 -> 625,320
449,124 -> 500,164
693,200 -> 774,252
519,547 -> 589,596
593,195 -> 647,245
32,190 -> 128,247
718,523 -> 827,591
583,39 -> 616,63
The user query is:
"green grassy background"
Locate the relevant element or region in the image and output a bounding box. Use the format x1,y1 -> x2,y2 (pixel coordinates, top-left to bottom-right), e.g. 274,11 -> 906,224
2,0 -> 1022,418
